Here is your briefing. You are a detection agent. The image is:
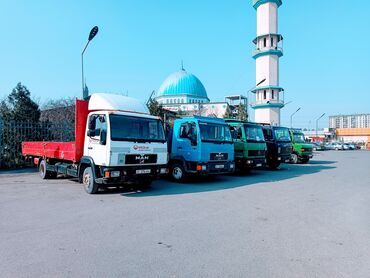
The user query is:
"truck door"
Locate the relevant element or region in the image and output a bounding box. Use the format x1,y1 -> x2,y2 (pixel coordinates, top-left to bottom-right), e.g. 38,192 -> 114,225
177,122 -> 198,162
86,114 -> 108,165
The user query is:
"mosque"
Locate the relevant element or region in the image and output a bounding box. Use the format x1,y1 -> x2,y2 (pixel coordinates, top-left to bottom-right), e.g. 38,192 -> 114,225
154,67 -> 234,118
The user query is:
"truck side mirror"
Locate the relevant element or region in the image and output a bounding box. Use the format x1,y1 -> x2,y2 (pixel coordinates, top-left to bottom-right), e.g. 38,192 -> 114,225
100,129 -> 107,145
87,129 -> 96,137
88,116 -> 97,130
190,134 -> 197,146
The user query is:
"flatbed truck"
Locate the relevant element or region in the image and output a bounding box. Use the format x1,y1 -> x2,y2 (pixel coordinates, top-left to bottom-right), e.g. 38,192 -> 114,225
22,93 -> 168,194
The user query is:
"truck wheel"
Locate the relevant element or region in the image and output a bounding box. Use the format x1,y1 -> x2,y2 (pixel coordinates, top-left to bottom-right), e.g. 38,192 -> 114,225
39,160 -> 56,179
83,167 -> 99,194
291,153 -> 299,164
171,164 -> 186,182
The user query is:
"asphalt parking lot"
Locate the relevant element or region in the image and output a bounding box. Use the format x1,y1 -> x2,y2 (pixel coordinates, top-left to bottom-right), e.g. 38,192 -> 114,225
1,150 -> 370,278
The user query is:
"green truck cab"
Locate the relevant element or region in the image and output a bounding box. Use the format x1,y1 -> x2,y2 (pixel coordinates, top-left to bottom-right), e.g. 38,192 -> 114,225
289,128 -> 313,164
225,120 -> 267,171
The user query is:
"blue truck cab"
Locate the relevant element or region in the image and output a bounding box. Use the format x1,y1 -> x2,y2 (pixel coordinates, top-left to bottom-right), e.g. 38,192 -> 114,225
168,116 -> 235,181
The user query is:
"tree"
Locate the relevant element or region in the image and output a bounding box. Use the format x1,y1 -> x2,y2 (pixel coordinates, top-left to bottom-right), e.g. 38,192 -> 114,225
237,104 -> 248,121
147,98 -> 164,117
40,97 -> 75,141
223,105 -> 233,119
41,97 -> 75,123
0,82 -> 40,122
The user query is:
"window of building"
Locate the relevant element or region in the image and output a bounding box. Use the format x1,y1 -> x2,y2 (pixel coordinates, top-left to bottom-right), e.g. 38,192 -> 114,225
166,99 -> 169,104
263,90 -> 267,100
263,38 -> 267,47
271,37 -> 274,47
271,90 -> 275,99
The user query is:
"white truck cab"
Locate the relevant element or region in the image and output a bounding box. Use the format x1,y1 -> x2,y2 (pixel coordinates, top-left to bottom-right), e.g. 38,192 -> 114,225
82,93 -> 168,192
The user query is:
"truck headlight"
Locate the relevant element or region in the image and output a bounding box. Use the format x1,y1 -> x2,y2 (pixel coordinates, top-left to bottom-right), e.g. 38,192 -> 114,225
278,147 -> 281,153
160,168 -> 167,174
201,165 -> 207,171
110,171 -> 120,178
230,163 -> 235,169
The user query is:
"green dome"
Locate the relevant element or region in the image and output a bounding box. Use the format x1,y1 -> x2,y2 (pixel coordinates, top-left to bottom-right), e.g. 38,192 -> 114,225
157,70 -> 209,100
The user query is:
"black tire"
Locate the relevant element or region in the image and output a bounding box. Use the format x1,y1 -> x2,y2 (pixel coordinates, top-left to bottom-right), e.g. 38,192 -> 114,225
171,163 -> 187,182
82,167 -> 99,194
39,160 -> 56,179
290,153 -> 299,164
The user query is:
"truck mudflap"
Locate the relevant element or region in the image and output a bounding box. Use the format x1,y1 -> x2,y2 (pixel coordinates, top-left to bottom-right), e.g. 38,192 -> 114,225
95,165 -> 168,185
184,161 -> 235,175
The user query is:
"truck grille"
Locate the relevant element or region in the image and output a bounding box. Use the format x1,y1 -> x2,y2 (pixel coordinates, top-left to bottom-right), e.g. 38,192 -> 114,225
281,146 -> 292,154
210,153 -> 228,161
248,150 -> 266,157
125,154 -> 157,165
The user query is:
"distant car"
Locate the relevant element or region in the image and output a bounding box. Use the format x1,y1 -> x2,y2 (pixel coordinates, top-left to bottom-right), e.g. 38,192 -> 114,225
331,142 -> 344,150
324,143 -> 335,150
312,142 -> 326,151
343,144 -> 350,150
348,144 -> 356,150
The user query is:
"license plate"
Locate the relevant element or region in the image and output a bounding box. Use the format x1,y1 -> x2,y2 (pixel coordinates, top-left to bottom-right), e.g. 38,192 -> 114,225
278,157 -> 281,161
256,163 -> 262,167
136,169 -> 151,174
215,165 -> 225,169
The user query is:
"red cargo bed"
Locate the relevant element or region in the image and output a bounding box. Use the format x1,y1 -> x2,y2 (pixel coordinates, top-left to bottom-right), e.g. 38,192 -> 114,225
22,99 -> 89,163
22,141 -> 78,162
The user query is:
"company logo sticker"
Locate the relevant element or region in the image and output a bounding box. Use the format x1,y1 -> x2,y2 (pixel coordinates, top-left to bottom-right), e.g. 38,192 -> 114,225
133,145 -> 150,151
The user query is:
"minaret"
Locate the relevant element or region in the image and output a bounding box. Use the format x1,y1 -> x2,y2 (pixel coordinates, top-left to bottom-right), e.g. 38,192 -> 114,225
251,0 -> 284,125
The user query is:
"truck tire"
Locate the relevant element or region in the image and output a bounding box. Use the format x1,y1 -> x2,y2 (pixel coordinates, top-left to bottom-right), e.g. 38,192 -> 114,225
171,163 -> 187,182
39,160 -> 56,179
82,167 -> 99,194
290,153 -> 299,164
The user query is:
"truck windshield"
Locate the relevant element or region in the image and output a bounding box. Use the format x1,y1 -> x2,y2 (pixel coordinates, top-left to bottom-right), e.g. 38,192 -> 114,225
292,132 -> 306,143
109,114 -> 166,143
273,127 -> 291,142
244,125 -> 265,142
199,122 -> 232,143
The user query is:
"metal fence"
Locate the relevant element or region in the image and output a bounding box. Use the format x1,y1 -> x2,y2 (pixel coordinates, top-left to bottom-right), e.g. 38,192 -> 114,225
0,119 -> 74,169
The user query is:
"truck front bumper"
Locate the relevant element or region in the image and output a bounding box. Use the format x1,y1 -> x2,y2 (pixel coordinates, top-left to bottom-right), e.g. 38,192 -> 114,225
186,161 -> 235,175
299,153 -> 313,159
276,154 -> 292,164
236,157 -> 266,169
96,165 -> 168,185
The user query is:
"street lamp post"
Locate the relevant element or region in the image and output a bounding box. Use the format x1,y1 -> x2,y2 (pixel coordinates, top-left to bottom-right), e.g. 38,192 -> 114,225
81,26 -> 99,100
316,113 -> 326,138
290,107 -> 301,128
247,78 -> 266,121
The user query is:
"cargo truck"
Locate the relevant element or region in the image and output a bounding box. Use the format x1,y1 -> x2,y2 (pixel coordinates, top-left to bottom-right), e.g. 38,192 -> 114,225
22,93 -> 168,194
289,128 -> 313,164
168,116 -> 235,181
225,120 -> 267,172
261,125 -> 293,169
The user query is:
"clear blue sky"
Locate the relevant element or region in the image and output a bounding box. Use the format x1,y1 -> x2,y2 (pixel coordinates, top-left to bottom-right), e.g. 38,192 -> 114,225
1,0 -> 369,128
